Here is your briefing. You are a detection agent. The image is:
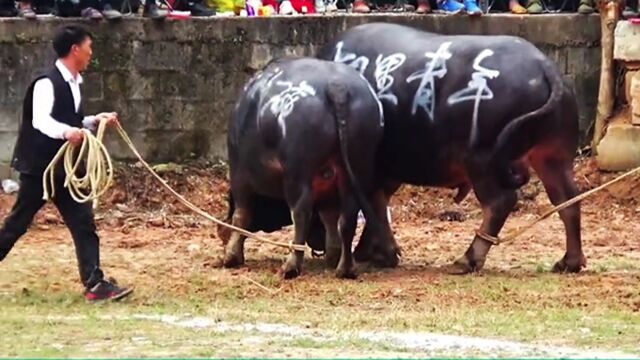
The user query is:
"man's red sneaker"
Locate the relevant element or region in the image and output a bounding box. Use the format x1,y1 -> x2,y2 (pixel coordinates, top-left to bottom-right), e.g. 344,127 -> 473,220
85,279 -> 133,302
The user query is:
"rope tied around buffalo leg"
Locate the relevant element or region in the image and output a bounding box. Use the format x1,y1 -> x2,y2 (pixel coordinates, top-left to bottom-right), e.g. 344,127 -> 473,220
475,163 -> 640,246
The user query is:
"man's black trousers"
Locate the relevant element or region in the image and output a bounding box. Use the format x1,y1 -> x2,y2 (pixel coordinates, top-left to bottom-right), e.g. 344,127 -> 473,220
0,173 -> 104,289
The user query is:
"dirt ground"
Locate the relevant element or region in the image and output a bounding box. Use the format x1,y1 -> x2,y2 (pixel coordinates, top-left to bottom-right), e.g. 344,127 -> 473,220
1,155 -> 640,356
2,156 -> 640,291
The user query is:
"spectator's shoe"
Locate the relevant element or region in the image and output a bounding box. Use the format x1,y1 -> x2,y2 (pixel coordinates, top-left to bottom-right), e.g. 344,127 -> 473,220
416,0 -> 432,13
81,7 -> 104,19
325,0 -> 338,11
352,0 -> 370,12
509,0 -> 526,13
393,0 -> 415,11
463,0 -> 481,15
623,5 -> 639,18
525,0 -> 542,13
437,0 -> 464,13
315,0 -> 326,12
187,1 -> 216,16
577,0 -> 594,14
34,4 -> 54,15
17,5 -> 37,19
143,1 -> 167,19
85,279 -> 133,302
101,4 -> 123,19
279,0 -> 297,13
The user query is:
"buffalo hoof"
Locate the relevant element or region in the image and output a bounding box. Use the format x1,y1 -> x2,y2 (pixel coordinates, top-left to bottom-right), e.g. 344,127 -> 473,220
335,266 -> 358,279
369,245 -> 401,268
223,252 -> 244,268
354,243 -> 400,268
281,262 -> 301,280
552,254 -> 586,273
353,244 -> 373,263
448,256 -> 483,275
325,247 -> 341,269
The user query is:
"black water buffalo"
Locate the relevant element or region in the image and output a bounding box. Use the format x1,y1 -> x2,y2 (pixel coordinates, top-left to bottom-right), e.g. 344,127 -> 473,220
317,22 -> 585,274
218,57 -> 385,279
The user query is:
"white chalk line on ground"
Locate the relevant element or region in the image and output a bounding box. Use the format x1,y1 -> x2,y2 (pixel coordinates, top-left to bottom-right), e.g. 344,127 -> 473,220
26,314 -> 639,358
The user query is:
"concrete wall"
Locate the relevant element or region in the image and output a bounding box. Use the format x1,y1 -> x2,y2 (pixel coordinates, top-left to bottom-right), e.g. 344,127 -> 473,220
0,14 -> 601,177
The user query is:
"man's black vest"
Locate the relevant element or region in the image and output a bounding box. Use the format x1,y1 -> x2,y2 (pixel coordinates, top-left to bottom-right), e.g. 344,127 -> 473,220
11,65 -> 84,175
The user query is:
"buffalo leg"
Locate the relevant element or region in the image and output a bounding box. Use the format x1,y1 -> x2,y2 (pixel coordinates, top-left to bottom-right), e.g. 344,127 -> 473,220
530,154 -> 585,273
282,184 -> 313,279
336,194 -> 359,279
354,188 -> 401,268
319,210 -> 342,269
452,164 -> 517,274
223,196 -> 252,268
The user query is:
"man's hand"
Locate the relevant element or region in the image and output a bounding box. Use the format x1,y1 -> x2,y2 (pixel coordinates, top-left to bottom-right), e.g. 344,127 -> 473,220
64,128 -> 85,146
96,112 -> 120,127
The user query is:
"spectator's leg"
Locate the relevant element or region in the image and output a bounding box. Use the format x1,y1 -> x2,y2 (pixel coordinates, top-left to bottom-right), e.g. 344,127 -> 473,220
174,0 -> 215,16
32,0 -> 54,14
547,0 -> 558,11
509,0 -> 526,12
278,0 -> 297,13
352,0 -> 371,12
416,0 -> 431,12
325,0 -> 338,12
17,0 -> 37,18
56,0 -> 80,15
577,0 -> 593,14
436,0 -> 464,13
100,0 -> 123,19
526,0 -> 542,13
143,0 -> 167,18
623,0 -> 639,18
560,0 -> 571,12
0,0 -> 17,16
80,0 -> 105,18
462,0 -> 482,14
393,0 -> 415,12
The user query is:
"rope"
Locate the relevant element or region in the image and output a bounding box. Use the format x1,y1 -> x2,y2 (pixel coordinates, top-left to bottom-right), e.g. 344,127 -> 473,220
42,119 -> 113,208
476,164 -> 640,245
42,120 -> 307,253
44,121 -> 639,252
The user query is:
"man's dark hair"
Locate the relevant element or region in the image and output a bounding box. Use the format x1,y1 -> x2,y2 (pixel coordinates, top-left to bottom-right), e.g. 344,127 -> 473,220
52,26 -> 93,58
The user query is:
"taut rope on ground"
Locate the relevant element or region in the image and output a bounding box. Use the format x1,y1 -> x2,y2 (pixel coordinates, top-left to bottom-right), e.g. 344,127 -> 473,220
42,120 -> 306,253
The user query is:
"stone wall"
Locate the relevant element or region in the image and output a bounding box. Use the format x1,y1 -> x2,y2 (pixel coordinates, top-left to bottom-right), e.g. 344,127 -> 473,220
0,14 -> 601,178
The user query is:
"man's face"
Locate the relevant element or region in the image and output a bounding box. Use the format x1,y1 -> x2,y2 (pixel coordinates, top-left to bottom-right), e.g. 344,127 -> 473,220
71,37 -> 93,72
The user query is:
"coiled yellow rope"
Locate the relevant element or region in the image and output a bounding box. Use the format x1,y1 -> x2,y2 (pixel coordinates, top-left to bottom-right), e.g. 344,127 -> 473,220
41,120 -> 306,252
42,119 -> 113,208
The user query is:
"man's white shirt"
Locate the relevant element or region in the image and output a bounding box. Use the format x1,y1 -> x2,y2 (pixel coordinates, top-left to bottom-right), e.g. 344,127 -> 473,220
32,60 -> 97,140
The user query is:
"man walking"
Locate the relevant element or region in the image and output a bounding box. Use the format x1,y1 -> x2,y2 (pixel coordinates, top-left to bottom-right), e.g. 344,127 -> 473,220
0,25 -> 132,302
